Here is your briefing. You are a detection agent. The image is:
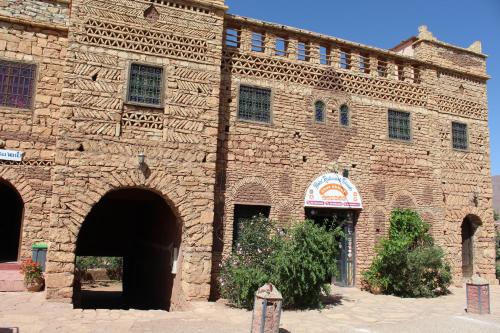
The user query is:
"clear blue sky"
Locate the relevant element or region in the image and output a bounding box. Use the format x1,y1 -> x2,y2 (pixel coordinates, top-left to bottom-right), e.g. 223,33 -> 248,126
225,0 -> 500,176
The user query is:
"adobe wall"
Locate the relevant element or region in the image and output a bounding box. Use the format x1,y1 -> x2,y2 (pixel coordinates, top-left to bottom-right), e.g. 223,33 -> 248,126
43,0 -> 225,306
0,0 -> 68,260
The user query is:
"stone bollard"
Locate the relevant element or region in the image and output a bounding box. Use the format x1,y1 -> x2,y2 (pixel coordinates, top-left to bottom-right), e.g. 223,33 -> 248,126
251,283 -> 283,333
466,275 -> 490,314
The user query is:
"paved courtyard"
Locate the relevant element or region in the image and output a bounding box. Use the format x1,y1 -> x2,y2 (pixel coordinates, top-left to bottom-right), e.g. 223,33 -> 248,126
1,285 -> 499,333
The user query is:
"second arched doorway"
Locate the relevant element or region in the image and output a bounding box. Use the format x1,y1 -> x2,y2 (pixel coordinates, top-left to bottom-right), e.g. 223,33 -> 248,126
461,214 -> 481,279
74,187 -> 181,310
0,179 -> 24,263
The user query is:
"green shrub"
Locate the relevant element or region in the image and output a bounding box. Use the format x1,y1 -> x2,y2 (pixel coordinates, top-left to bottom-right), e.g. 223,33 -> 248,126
363,209 -> 451,297
219,216 -> 341,309
272,220 -> 340,308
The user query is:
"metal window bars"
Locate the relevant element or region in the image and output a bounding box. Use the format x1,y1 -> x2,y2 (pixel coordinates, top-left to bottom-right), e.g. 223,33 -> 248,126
340,104 -> 350,126
238,85 -> 271,123
128,63 -> 163,106
388,110 -> 411,141
315,101 -> 325,122
0,60 -> 36,109
452,122 -> 468,150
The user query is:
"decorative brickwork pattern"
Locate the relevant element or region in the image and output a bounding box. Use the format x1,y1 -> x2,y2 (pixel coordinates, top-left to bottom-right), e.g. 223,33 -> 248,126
79,19 -> 209,62
223,51 -> 428,107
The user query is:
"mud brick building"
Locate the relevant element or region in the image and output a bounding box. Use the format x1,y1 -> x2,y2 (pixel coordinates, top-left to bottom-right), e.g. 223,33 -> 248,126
0,0 -> 496,310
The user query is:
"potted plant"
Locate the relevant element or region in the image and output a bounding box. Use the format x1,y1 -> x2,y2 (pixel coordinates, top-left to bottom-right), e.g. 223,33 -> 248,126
20,259 -> 45,292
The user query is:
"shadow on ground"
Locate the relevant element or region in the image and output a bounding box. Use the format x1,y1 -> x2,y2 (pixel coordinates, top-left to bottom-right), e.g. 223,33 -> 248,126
0,328 -> 19,333
321,293 -> 343,307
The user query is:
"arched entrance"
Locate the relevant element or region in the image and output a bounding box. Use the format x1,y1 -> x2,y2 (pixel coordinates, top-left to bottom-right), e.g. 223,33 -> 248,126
304,173 -> 363,287
461,214 -> 481,279
74,188 -> 181,310
0,179 -> 24,262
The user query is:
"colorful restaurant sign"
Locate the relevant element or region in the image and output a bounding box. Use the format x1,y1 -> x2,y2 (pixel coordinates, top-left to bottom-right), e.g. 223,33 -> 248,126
304,173 -> 362,209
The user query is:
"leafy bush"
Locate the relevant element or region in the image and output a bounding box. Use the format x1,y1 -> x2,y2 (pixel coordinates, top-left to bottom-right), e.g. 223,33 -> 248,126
363,209 -> 451,297
75,256 -> 123,281
219,216 -> 341,309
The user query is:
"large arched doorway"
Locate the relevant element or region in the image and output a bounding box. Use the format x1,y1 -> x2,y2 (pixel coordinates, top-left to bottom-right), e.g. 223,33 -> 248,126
0,179 -> 24,262
74,188 -> 181,310
461,214 -> 481,279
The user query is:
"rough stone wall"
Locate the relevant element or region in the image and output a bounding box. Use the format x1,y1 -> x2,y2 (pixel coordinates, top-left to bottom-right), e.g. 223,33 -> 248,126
0,0 -> 69,27
0,0 -> 68,260
44,0 -> 225,306
215,16 -> 495,286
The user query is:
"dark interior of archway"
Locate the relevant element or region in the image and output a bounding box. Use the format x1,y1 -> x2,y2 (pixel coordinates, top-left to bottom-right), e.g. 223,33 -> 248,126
0,181 -> 24,263
461,215 -> 480,279
74,188 -> 180,310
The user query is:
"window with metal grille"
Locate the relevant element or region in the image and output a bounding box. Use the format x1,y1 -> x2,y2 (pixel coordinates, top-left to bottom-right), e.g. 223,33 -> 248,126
225,27 -> 240,48
340,49 -> 351,69
251,32 -> 265,53
238,85 -> 271,123
340,104 -> 350,126
388,110 -> 411,141
319,46 -> 330,65
127,63 -> 163,106
452,122 -> 468,150
315,100 -> 325,122
275,37 -> 288,57
0,60 -> 36,109
297,42 -> 309,61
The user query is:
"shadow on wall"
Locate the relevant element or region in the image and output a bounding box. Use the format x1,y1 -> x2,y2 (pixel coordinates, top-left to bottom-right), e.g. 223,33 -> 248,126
0,328 -> 19,333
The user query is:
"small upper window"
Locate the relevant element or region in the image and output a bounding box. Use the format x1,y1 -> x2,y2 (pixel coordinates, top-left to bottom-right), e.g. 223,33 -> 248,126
238,85 -> 271,123
413,65 -> 421,84
396,62 -> 405,81
340,104 -> 350,126
0,60 -> 37,109
297,42 -> 310,61
251,32 -> 265,53
359,53 -> 370,74
340,49 -> 351,69
377,58 -> 388,77
275,37 -> 288,57
319,46 -> 330,65
127,63 -> 163,106
388,110 -> 411,141
314,101 -> 326,122
225,27 -> 240,48
452,122 -> 468,150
